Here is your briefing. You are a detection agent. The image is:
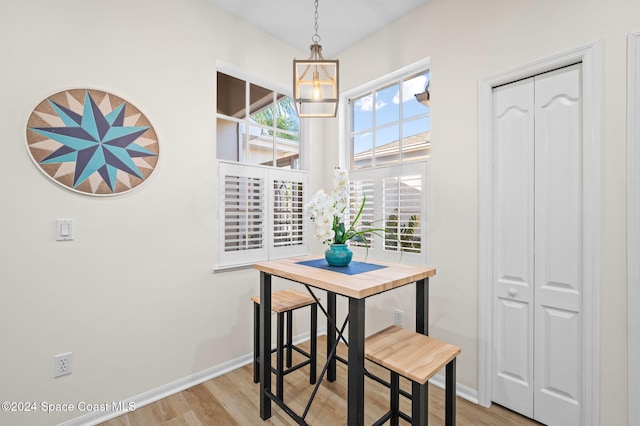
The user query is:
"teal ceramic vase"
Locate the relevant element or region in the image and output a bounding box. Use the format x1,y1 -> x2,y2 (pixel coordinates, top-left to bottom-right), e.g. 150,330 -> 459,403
325,243 -> 353,267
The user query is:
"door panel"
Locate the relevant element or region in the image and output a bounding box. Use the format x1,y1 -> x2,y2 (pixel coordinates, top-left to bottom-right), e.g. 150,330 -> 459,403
492,64 -> 583,425
494,298 -> 533,416
492,78 -> 535,417
534,64 -> 582,426
536,306 -> 581,425
539,307 -> 581,398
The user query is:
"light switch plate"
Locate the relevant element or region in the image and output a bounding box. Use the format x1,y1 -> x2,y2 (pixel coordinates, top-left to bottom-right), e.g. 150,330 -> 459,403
56,220 -> 73,241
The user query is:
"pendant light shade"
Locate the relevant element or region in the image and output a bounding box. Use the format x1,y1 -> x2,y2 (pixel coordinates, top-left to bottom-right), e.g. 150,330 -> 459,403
293,0 -> 339,118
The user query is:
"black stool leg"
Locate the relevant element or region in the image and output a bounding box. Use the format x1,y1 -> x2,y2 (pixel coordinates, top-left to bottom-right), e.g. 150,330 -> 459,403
276,312 -> 285,400
310,303 -> 317,384
286,310 -> 293,368
445,359 -> 456,426
253,302 -> 259,383
391,372 -> 400,426
411,380 -> 428,426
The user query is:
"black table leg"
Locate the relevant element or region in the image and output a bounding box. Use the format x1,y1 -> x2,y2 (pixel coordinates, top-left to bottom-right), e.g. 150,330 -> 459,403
416,277 -> 429,336
414,277 -> 429,425
259,271 -> 272,420
327,291 -> 337,382
348,297 -> 365,426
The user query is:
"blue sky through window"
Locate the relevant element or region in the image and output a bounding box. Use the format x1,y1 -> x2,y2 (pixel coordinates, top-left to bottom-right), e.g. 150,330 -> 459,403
351,71 -> 430,163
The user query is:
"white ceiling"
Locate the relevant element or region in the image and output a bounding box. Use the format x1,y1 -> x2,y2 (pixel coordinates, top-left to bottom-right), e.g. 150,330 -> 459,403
207,0 -> 429,58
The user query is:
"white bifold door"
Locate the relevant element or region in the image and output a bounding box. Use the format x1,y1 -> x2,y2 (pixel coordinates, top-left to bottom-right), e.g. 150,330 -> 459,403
492,63 -> 583,426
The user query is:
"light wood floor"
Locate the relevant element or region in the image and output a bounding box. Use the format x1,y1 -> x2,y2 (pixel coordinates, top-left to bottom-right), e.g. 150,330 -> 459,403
101,336 -> 542,425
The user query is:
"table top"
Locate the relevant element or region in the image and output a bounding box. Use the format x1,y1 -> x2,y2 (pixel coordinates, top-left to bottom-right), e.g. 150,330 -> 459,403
253,256 -> 436,299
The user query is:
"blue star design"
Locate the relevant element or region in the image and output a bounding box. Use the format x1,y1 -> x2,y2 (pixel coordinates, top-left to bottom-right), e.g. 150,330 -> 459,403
28,90 -> 156,191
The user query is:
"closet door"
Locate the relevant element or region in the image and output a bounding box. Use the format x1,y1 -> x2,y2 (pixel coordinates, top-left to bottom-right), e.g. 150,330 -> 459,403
533,64 -> 582,426
492,77 -> 536,417
492,64 -> 583,425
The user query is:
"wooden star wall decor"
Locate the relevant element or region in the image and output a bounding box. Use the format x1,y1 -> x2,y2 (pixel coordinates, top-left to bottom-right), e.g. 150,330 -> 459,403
26,89 -> 159,196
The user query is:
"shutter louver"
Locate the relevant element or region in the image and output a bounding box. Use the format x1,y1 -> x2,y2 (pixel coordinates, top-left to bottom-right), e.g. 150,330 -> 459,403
350,179 -> 376,248
273,179 -> 304,248
224,174 -> 264,252
383,175 -> 422,253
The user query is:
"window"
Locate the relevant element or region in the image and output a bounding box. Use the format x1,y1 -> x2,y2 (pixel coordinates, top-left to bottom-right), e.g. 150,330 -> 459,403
218,162 -> 307,268
217,71 -> 301,169
217,67 -> 307,269
350,70 -> 430,169
346,62 -> 429,264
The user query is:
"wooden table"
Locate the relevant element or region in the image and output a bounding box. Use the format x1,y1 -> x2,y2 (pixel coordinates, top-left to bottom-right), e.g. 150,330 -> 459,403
253,256 -> 436,425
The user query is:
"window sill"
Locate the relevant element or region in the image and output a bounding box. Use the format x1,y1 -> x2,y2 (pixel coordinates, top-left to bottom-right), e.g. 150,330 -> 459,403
213,263 -> 255,273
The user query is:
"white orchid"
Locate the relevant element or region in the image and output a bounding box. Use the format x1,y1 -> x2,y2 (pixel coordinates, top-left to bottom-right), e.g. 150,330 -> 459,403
305,167 -> 388,246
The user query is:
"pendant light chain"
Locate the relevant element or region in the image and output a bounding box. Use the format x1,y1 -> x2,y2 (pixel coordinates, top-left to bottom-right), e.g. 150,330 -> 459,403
312,0 -> 321,45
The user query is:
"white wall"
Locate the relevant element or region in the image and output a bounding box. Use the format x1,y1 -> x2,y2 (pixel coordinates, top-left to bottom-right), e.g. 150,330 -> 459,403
0,0 -> 634,425
333,0 -> 633,423
0,1 -> 313,425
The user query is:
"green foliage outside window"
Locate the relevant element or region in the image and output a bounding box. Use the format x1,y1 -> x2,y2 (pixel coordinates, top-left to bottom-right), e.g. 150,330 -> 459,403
385,211 -> 421,253
251,97 -> 299,141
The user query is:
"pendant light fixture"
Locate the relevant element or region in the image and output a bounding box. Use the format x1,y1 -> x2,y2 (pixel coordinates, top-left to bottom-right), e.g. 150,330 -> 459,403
293,0 -> 339,118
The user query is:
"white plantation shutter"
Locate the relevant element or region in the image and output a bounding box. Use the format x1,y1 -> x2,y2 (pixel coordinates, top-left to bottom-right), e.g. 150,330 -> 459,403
224,174 -> 264,251
383,175 -> 423,254
219,162 -> 268,266
349,179 -> 376,248
348,162 -> 427,264
218,162 -> 307,268
270,168 -> 306,258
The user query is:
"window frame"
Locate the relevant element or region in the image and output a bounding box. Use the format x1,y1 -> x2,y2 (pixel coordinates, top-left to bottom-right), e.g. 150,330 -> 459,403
216,63 -> 308,270
341,59 -> 431,171
340,59 -> 430,265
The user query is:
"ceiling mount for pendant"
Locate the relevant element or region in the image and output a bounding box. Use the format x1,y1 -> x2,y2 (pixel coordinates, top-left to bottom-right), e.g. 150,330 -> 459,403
293,0 -> 339,118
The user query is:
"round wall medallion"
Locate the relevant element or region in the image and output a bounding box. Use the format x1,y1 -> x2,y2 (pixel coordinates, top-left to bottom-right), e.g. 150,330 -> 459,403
26,89 -> 159,196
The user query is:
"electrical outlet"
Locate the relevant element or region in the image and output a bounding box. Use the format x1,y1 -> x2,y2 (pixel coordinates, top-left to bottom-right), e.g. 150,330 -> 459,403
394,309 -> 403,326
54,352 -> 73,378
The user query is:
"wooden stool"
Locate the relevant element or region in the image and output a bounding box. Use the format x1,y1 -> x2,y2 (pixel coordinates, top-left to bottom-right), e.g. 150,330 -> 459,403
365,325 -> 461,426
252,289 -> 317,400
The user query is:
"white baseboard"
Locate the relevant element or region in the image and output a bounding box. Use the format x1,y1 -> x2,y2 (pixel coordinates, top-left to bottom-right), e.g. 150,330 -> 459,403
429,372 -> 479,405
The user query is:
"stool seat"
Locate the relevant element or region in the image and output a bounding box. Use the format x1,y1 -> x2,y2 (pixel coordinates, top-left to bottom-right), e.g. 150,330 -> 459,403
365,325 -> 461,426
365,325 -> 460,384
251,288 -> 316,313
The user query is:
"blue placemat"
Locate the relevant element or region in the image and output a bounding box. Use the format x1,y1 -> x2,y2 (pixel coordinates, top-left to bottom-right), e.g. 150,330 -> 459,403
296,259 -> 387,275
